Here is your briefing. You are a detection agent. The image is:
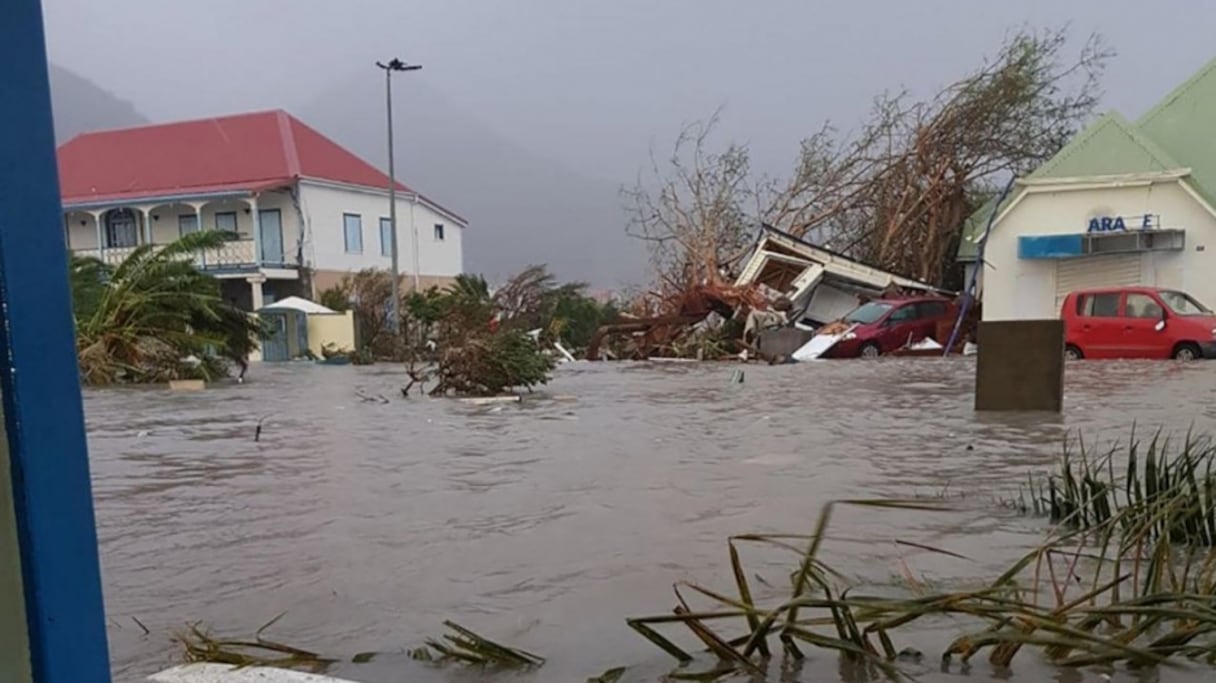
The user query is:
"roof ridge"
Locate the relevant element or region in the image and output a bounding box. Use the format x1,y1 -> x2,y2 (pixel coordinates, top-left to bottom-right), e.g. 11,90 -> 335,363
276,111 -> 302,179
1026,111 -> 1115,178
1109,112 -> 1182,169
1029,111 -> 1179,179
1136,55 -> 1216,128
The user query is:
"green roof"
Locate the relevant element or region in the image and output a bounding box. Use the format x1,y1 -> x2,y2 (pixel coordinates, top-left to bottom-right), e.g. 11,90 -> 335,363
1137,57 -> 1216,209
957,57 -> 1216,262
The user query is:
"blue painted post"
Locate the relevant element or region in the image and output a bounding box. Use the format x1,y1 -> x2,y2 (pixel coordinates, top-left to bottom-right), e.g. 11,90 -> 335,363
942,176 -> 1016,357
0,1 -> 113,681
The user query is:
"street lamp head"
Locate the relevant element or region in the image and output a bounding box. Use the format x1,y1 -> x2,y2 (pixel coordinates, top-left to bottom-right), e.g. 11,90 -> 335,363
376,58 -> 422,72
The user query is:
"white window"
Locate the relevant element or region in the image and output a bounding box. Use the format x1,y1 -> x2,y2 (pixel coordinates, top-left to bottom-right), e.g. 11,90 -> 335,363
344,213 -> 363,254
433,223 -> 445,241
215,211 -> 238,234
379,217 -> 392,257
104,208 -> 140,248
179,214 -> 199,236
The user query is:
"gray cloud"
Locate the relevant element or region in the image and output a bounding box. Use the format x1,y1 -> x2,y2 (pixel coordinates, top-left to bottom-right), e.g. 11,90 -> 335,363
41,0 -> 1216,284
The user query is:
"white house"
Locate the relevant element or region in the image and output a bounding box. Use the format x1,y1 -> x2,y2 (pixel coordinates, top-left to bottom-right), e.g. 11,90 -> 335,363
56,109 -> 466,310
958,58 -> 1216,321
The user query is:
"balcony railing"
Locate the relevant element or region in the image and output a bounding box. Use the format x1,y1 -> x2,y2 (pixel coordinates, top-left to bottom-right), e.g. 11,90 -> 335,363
73,239 -> 292,271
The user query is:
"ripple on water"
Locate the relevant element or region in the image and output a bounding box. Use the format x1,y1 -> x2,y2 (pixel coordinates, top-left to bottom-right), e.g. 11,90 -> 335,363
90,359 -> 1216,682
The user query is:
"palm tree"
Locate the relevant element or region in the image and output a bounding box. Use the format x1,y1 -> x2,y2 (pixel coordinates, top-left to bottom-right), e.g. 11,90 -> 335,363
71,230 -> 264,385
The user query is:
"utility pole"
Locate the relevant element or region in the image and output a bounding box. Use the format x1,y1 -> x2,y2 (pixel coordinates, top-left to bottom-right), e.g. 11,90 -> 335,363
376,58 -> 421,332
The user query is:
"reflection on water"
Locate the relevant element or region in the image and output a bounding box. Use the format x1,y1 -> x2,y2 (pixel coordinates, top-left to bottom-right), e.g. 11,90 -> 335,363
89,359 -> 1216,682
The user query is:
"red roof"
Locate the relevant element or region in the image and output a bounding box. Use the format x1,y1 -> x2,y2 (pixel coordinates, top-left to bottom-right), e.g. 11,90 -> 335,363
57,110 -> 412,205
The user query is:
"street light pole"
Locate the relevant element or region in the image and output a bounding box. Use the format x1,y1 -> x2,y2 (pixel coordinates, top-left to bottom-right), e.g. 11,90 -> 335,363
376,58 -> 421,333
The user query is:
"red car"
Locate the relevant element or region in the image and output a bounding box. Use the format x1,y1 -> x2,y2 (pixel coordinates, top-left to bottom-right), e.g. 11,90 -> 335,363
824,296 -> 956,358
1061,287 -> 1216,361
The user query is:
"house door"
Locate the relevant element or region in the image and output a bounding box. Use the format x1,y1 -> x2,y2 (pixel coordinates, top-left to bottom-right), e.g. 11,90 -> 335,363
258,209 -> 283,264
294,310 -> 309,358
258,310 -> 290,362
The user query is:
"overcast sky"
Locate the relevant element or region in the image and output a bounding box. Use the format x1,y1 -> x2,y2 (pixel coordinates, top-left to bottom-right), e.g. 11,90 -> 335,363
41,0 -> 1216,190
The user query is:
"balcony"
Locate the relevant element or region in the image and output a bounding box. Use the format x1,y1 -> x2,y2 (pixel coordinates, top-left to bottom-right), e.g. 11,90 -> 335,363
74,239 -> 291,272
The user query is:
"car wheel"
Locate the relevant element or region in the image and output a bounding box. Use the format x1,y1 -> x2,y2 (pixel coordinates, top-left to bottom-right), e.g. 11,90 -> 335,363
1173,343 -> 1201,361
1064,345 -> 1083,361
860,343 -> 881,359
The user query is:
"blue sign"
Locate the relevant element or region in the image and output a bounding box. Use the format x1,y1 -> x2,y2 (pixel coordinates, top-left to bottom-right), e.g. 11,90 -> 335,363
1087,214 -> 1156,233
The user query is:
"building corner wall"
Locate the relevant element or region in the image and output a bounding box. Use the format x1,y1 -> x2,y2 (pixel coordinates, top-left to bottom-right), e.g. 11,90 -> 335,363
295,181 -> 464,288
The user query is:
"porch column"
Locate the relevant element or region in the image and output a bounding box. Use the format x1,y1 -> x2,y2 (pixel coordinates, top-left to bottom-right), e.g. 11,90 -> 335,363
190,202 -> 205,231
92,210 -> 105,260
250,194 -> 262,266
247,275 -> 266,310
190,202 -> 207,267
139,207 -> 152,245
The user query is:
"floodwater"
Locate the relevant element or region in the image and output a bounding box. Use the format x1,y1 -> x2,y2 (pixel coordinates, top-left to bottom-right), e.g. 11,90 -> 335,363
89,359 -> 1216,683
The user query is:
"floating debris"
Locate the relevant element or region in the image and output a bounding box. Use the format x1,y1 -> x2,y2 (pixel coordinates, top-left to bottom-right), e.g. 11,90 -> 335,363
354,390 -> 390,404
419,620 -> 545,668
586,666 -> 627,682
173,614 -> 332,673
458,395 -> 522,406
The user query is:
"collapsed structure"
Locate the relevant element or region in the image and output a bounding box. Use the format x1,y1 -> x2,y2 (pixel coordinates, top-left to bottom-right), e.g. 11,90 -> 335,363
588,225 -> 963,361
734,225 -> 950,327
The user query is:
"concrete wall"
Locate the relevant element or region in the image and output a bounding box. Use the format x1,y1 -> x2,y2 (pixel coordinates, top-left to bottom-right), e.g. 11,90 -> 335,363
982,180 -> 1216,320
310,270 -> 456,295
307,311 -> 357,356
0,405 -> 33,683
975,320 -> 1064,412
297,181 -> 464,279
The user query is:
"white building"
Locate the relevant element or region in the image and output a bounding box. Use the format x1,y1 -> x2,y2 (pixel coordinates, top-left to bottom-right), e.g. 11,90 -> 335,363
958,58 -> 1216,321
57,109 -> 466,309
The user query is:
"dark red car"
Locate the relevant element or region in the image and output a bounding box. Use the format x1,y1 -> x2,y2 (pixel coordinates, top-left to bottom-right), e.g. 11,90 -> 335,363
823,296 -> 957,358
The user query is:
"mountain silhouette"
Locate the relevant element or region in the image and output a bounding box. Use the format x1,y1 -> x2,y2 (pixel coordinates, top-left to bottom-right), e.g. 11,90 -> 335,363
49,64 -> 148,141
296,74 -> 645,287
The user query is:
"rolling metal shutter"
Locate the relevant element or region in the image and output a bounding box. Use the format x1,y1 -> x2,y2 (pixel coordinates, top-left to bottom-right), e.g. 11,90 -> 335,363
1054,254 -> 1143,308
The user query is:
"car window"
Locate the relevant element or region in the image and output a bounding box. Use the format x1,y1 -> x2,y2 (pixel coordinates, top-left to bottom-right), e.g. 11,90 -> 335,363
916,301 -> 947,318
1080,293 -> 1120,317
1123,293 -> 1163,319
888,304 -> 917,322
844,302 -> 892,324
1160,290 -> 1212,316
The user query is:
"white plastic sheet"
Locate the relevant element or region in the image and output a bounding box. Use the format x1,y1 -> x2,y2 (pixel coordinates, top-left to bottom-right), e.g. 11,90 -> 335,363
791,324 -> 857,361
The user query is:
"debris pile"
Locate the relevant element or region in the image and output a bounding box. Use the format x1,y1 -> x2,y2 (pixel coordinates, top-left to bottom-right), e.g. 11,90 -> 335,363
586,283 -> 769,361
589,225 -> 965,362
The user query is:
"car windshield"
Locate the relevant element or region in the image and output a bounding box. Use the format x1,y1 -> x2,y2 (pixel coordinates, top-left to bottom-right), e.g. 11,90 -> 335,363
1159,290 -> 1212,316
844,301 -> 893,324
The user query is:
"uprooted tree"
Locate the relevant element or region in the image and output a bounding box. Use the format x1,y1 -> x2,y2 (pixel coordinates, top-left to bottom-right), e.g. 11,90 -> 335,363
623,113 -> 758,306
625,26 -> 1112,294
322,265 -> 617,394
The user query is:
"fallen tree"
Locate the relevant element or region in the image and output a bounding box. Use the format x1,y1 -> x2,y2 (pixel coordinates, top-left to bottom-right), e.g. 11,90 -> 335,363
625,26 -> 1111,300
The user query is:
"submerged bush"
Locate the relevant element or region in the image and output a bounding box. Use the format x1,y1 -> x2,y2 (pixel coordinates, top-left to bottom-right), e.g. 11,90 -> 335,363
71,231 -> 263,385
426,272 -> 555,396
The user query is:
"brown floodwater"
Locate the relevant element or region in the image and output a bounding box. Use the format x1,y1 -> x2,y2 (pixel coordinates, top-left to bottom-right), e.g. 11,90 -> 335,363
89,358 -> 1216,682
